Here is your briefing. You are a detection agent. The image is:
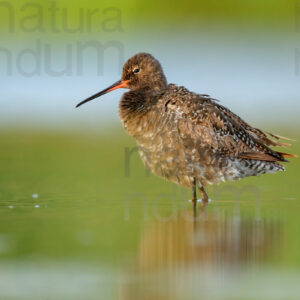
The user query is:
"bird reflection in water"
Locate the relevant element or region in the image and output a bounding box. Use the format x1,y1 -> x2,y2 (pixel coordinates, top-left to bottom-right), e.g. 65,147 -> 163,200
120,208 -> 283,300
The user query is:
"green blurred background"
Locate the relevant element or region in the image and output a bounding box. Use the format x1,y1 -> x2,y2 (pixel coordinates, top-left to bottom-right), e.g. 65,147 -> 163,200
0,1 -> 299,299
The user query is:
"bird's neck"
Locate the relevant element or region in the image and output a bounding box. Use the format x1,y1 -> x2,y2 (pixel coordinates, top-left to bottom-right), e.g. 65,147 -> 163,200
120,88 -> 164,114
118,88 -> 165,134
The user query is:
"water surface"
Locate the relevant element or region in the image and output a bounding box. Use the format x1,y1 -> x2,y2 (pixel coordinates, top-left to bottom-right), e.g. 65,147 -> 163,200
0,130 -> 299,300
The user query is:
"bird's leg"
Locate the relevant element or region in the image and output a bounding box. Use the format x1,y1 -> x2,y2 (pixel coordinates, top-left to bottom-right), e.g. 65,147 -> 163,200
192,178 -> 197,216
199,186 -> 209,204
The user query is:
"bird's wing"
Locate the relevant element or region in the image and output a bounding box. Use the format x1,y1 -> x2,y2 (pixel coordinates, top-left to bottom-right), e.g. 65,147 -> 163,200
215,103 -> 292,148
174,97 -> 290,162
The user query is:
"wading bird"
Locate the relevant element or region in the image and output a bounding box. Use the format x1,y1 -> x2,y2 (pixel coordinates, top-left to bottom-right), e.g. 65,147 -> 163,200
76,53 -> 295,210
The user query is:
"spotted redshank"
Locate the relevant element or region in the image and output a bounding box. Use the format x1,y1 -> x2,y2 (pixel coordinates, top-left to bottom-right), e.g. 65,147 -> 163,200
76,53 -> 295,210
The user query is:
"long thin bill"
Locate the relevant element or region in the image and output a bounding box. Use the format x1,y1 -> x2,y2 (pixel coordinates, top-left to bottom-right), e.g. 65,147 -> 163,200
75,80 -> 128,108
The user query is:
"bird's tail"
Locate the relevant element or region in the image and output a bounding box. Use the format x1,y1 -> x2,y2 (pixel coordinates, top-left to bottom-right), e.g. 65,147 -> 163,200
277,152 -> 298,159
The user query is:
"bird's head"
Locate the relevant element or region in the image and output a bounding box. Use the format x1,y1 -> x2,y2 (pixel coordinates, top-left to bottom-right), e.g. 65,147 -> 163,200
76,52 -> 167,108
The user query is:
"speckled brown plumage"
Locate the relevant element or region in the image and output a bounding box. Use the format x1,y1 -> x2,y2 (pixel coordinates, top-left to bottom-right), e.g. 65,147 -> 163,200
76,52 -> 296,206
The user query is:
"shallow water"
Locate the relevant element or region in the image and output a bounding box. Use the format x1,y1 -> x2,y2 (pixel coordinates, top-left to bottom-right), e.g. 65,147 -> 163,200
0,131 -> 299,300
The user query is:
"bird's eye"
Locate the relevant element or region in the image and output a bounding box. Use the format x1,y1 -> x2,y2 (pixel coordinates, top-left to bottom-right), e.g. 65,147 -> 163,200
133,68 -> 140,74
